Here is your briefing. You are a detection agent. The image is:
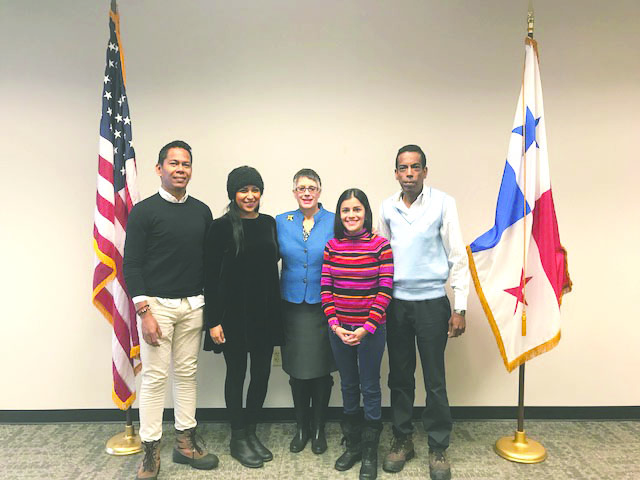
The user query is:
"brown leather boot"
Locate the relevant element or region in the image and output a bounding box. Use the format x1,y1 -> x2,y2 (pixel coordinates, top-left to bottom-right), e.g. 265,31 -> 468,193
173,427 -> 219,470
428,449 -> 451,480
136,440 -> 160,480
382,434 -> 415,473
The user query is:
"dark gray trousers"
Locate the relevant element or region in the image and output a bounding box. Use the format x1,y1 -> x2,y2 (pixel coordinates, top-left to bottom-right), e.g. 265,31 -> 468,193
386,296 -> 452,450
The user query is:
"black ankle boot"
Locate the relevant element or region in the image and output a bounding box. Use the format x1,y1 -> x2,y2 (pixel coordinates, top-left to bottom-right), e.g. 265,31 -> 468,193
246,424 -> 273,462
230,428 -> 263,468
310,375 -> 333,454
335,412 -> 363,471
359,420 -> 382,480
289,378 -> 311,453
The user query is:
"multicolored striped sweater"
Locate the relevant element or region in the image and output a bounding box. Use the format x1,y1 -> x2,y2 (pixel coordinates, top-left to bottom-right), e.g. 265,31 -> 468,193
321,230 -> 394,333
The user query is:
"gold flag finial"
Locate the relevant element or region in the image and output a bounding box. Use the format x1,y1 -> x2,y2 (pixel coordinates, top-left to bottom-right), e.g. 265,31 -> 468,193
527,1 -> 535,39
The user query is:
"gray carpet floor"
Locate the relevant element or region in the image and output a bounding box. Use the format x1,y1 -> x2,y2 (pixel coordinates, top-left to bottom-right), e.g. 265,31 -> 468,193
1,420 -> 638,479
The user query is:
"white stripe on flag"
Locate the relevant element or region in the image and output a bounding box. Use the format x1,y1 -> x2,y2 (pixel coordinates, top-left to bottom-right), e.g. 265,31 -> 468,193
125,158 -> 140,204
96,173 -> 115,204
94,206 -> 115,240
99,136 -> 115,164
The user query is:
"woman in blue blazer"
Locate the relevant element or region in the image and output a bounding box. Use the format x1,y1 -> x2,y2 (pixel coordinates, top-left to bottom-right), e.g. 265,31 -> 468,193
276,168 -> 337,455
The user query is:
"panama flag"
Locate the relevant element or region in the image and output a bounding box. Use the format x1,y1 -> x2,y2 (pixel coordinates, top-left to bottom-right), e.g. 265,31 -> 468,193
467,37 -> 572,373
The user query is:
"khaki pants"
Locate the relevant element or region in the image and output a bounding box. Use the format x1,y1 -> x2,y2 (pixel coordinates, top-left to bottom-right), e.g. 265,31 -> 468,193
137,297 -> 203,442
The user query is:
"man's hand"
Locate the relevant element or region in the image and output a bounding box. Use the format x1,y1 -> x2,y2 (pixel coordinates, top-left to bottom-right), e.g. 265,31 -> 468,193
448,313 -> 466,338
209,325 -> 225,345
140,312 -> 163,346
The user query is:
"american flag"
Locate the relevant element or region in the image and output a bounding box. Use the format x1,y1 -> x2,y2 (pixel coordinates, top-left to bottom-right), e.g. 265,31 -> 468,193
92,4 -> 141,410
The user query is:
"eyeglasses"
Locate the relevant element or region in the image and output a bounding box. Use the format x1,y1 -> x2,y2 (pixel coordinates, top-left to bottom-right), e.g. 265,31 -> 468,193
295,186 -> 319,193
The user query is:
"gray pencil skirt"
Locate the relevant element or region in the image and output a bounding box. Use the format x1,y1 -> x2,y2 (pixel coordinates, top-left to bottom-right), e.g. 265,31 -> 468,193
281,301 -> 337,379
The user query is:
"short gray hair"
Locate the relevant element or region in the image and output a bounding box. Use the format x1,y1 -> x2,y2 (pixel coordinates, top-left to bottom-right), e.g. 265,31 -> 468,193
292,168 -> 322,188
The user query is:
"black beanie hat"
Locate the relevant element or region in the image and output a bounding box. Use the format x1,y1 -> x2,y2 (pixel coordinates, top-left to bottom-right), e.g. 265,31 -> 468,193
226,166 -> 264,200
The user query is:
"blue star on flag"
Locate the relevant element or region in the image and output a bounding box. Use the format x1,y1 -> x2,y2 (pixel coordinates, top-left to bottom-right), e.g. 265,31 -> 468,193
512,106 -> 540,151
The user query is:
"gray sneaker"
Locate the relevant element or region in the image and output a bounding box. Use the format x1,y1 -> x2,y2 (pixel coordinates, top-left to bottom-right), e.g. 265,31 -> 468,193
428,449 -> 451,480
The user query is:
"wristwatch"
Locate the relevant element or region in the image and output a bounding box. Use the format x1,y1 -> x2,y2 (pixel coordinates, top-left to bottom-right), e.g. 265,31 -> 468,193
454,309 -> 466,316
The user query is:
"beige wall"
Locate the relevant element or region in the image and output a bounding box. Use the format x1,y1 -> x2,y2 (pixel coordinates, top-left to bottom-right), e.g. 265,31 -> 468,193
1,0 -> 638,410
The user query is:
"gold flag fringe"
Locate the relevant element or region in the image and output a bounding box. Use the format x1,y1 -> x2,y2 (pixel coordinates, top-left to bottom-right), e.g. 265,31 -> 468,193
112,388 -> 136,411
466,245 -> 562,373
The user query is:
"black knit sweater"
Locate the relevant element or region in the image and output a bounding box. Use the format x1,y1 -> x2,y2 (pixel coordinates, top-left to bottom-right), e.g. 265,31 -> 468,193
123,193 -> 213,299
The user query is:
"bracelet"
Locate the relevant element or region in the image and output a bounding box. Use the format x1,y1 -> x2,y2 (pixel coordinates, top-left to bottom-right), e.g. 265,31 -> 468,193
137,305 -> 151,316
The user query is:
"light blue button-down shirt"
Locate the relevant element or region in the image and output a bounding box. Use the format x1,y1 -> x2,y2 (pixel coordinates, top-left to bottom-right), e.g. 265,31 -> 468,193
276,205 -> 335,304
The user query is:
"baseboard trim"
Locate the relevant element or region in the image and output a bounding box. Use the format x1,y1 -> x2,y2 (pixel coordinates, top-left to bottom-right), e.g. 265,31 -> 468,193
1,406 -> 638,424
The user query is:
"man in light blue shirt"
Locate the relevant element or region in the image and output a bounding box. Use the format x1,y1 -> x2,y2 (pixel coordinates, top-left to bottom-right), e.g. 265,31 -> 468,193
378,145 -> 469,480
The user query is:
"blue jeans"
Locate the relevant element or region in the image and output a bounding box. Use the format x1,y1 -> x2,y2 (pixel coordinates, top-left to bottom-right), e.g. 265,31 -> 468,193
329,324 -> 386,421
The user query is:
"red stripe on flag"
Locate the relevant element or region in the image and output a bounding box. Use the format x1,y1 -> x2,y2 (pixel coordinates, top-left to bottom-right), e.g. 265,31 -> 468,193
125,184 -> 134,213
114,189 -> 128,231
96,192 -> 115,224
94,227 -> 130,297
532,189 -> 570,304
115,269 -> 130,305
112,361 -> 133,404
98,155 -> 114,183
93,226 -> 118,263
93,262 -> 114,290
93,288 -> 115,321
129,302 -> 140,349
111,294 -> 133,356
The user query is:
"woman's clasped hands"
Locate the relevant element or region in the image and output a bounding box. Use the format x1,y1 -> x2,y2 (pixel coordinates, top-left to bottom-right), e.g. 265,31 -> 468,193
334,326 -> 368,346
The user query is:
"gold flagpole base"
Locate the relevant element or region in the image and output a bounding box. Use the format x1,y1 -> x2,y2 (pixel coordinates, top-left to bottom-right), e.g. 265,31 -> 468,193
495,430 -> 547,464
106,424 -> 142,456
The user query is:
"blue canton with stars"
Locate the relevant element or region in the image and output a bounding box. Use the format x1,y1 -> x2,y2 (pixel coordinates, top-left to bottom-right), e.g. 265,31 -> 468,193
100,17 -> 135,193
512,106 -> 540,152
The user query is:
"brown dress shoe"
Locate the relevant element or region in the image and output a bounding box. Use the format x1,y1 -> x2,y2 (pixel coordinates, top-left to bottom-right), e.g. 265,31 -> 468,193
136,440 -> 160,480
429,449 -> 451,480
173,427 -> 219,470
383,434 -> 415,473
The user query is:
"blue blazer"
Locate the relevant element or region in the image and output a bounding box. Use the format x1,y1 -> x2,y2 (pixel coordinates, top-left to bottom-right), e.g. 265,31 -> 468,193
276,205 -> 335,304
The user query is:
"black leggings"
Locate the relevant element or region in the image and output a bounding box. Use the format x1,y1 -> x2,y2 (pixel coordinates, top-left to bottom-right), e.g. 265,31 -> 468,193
222,346 -> 274,429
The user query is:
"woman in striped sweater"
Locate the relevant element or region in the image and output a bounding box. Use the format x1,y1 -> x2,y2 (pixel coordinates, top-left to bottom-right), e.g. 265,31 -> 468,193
321,188 -> 394,480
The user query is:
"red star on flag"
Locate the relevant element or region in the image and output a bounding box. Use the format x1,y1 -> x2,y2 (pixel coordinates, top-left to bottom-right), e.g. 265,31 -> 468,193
504,269 -> 533,314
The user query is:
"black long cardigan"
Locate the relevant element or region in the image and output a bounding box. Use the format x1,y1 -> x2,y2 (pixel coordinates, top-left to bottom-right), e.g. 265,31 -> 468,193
203,213 -> 284,353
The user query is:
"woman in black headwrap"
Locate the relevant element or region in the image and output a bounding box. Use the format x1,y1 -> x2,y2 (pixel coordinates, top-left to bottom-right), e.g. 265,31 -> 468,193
203,166 -> 284,469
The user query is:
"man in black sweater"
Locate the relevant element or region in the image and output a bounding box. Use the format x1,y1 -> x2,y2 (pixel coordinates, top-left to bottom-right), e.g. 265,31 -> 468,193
123,140 -> 216,480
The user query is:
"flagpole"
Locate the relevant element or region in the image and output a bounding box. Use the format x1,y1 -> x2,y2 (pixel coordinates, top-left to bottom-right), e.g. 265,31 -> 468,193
101,0 -> 141,456
106,407 -> 142,455
494,4 -> 546,464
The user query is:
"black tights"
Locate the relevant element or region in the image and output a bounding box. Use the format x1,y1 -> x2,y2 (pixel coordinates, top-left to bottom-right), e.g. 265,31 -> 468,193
290,375 -> 333,406
223,346 -> 274,429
